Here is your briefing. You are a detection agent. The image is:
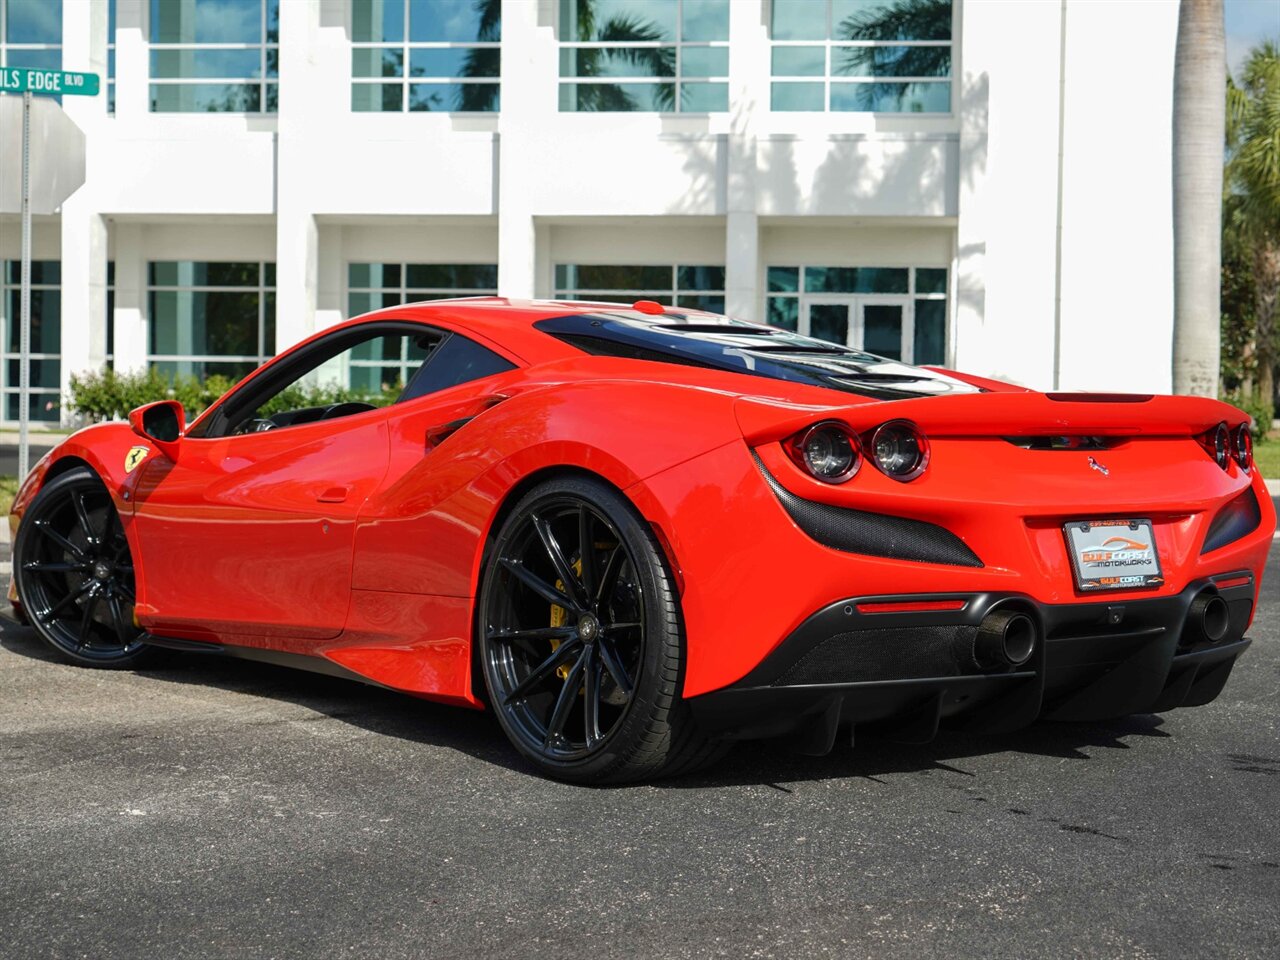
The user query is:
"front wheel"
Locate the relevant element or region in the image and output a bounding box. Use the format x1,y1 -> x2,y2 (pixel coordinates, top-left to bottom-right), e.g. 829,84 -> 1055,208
13,466 -> 152,668
478,475 -> 725,783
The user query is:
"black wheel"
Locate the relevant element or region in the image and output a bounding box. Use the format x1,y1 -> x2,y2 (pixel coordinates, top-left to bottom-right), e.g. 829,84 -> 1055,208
478,475 -> 725,783
13,466 -> 151,668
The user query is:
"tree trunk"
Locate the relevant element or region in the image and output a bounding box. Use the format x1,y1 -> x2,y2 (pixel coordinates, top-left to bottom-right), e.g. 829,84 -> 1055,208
1255,242 -> 1280,411
1172,0 -> 1226,397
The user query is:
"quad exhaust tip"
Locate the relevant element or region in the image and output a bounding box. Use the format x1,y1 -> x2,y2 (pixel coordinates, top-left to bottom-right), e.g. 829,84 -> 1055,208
975,608 -> 1038,669
1189,592 -> 1230,645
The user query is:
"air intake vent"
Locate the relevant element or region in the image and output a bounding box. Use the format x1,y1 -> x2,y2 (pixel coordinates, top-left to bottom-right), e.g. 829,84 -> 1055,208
752,452 -> 983,567
1202,487 -> 1262,554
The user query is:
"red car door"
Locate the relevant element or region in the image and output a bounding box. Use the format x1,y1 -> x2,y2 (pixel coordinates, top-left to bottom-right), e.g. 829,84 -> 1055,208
130,410 -> 392,647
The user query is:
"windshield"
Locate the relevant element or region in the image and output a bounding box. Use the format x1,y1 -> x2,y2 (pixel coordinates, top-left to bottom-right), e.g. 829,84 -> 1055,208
535,309 -> 980,401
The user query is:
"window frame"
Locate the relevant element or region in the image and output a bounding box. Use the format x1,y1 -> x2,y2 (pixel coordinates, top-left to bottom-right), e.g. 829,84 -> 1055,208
1,259 -> 62,425
349,0 -> 501,114
147,0 -> 280,114
768,0 -> 955,115
556,0 -> 730,114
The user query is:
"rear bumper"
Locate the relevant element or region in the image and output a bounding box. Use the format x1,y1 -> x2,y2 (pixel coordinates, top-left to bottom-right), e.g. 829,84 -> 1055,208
688,574 -> 1256,750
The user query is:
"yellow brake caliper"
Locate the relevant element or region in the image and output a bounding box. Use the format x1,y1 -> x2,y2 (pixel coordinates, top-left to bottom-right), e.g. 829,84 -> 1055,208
549,557 -> 584,680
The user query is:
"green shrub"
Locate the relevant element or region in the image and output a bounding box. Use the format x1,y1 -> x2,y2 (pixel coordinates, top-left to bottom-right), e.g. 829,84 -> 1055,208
1222,390 -> 1274,439
68,368 -> 402,424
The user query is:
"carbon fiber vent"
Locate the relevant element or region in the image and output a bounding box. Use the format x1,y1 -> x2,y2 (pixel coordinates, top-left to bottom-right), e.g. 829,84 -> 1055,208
1201,487 -> 1262,554
752,451 -> 984,567
774,625 -> 980,685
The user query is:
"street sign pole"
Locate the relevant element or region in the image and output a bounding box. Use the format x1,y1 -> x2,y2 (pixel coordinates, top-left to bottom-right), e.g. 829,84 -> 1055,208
19,90 -> 32,481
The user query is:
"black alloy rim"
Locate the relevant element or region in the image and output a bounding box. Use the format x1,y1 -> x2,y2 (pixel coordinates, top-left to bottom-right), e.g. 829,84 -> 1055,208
484,496 -> 645,760
19,478 -> 145,660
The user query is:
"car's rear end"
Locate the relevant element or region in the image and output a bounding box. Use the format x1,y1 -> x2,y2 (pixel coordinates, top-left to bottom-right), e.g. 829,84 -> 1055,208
671,389 -> 1273,750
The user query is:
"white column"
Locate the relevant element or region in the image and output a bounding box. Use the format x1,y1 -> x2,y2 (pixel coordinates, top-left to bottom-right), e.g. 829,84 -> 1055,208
497,0 -> 556,299
111,223 -> 148,374
724,0 -> 767,321
951,1 -> 991,378
58,0 -> 111,423
113,0 -> 149,122
273,0 -> 321,350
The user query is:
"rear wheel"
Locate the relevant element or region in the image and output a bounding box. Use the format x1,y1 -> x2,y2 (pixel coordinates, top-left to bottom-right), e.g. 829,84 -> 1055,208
13,467 -> 151,668
478,475 -> 725,783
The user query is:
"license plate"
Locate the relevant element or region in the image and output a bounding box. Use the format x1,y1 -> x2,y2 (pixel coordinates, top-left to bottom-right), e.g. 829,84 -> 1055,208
1063,518 -> 1164,592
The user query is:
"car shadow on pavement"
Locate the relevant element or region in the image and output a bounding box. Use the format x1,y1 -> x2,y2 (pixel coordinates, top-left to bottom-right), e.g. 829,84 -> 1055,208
2,623 -> 1171,789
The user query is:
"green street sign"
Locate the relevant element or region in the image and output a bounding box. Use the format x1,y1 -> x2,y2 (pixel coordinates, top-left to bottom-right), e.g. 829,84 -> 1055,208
0,68 -> 100,97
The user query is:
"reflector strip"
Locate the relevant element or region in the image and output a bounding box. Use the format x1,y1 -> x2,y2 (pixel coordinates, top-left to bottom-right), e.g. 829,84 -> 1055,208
1212,575 -> 1252,590
856,600 -> 968,615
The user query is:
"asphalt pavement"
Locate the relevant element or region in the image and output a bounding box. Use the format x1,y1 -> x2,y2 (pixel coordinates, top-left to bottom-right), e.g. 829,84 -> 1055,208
1,507 -> 1278,959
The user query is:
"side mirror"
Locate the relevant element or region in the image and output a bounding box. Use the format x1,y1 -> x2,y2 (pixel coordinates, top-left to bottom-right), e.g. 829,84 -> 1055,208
128,400 -> 185,460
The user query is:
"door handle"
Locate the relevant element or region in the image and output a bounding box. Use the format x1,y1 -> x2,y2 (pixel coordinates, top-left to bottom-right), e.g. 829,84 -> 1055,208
426,417 -> 475,447
317,486 -> 350,503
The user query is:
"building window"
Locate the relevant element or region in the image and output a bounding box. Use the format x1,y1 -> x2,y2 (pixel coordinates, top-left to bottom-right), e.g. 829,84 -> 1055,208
770,0 -> 952,113
351,0 -> 501,113
149,0 -> 279,113
1,0 -> 62,95
554,264 -> 725,311
347,262 -> 498,388
765,265 -> 947,364
1,260 -> 61,424
148,261 -> 275,382
558,0 -> 729,113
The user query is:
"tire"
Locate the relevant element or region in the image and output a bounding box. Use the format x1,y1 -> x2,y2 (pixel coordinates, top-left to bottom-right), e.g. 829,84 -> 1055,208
13,466 -> 153,669
478,475 -> 725,784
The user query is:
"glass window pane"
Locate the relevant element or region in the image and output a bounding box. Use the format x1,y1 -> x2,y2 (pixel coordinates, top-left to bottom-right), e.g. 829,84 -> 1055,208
149,290 -> 260,356
352,47 -> 403,79
151,359 -> 258,382
150,262 -> 260,286
832,45 -> 950,78
805,267 -> 856,293
680,46 -> 728,78
674,294 -> 725,312
916,268 -> 947,294
771,46 -> 825,77
263,290 -> 275,353
348,292 -> 386,316
914,299 -> 946,364
830,80 -> 950,113
560,82 -> 676,111
349,263 -> 400,288
6,393 -> 61,422
151,82 -> 262,112
859,267 -> 909,293
6,289 -> 60,352
351,0 -> 405,43
771,81 -> 823,111
809,304 -> 849,344
151,0 -> 263,44
405,263 -> 498,289
681,0 -> 728,41
833,0 -> 952,41
410,46 -> 498,79
5,49 -> 61,72
569,265 -> 671,290
352,82 -> 403,111
7,359 -> 62,390
680,81 -> 727,112
676,266 -> 724,291
560,46 -> 675,79
768,267 -> 799,292
771,0 -> 826,40
766,297 -> 799,331
3,259 -> 60,285
410,0 -> 500,42
6,0 -> 62,44
151,47 -> 264,79
565,0 -> 676,42
410,81 -> 499,112
862,304 -> 902,359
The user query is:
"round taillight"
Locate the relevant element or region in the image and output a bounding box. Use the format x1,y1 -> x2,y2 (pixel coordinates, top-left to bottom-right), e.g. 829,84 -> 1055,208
788,421 -> 861,483
1212,422 -> 1230,470
870,420 -> 929,481
1234,423 -> 1253,471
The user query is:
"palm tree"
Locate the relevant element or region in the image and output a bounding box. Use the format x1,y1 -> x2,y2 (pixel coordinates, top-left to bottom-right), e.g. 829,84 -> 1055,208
1172,0 -> 1227,398
1225,41 -> 1280,417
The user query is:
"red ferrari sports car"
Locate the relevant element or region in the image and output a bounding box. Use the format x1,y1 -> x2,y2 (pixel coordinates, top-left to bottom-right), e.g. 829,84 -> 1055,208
7,298 -> 1275,782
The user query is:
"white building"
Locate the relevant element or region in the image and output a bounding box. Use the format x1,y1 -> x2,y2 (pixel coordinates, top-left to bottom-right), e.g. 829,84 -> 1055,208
0,0 -> 1179,426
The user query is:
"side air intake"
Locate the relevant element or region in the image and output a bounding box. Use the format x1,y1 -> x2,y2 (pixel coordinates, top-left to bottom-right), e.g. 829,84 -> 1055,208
752,451 -> 983,568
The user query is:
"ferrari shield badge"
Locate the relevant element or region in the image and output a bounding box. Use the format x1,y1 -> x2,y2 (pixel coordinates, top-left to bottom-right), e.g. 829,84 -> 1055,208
124,446 -> 150,473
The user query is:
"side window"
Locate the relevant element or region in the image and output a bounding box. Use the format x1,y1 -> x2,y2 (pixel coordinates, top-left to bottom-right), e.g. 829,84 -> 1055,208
400,333 -> 516,402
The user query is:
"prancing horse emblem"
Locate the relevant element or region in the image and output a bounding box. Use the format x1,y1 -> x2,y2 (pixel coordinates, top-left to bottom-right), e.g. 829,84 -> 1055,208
1088,456 -> 1109,476
124,446 -> 149,473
